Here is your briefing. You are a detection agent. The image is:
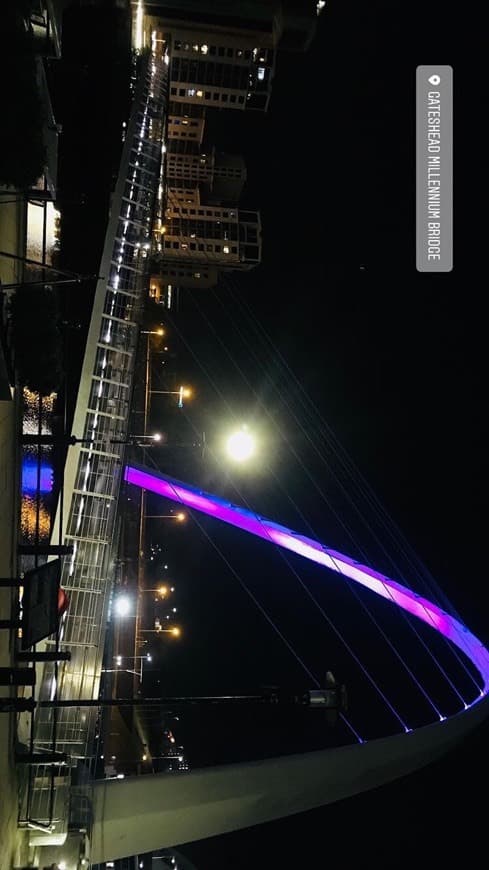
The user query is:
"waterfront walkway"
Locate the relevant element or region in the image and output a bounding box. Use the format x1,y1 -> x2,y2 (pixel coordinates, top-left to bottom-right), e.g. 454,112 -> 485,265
0,391 -> 29,869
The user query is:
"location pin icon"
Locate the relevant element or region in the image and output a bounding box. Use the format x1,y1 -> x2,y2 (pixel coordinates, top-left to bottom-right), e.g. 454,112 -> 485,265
429,74 -> 440,85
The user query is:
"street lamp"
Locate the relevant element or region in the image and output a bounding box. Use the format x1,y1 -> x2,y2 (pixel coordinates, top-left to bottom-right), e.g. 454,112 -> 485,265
115,654 -> 152,665
112,653 -> 152,683
141,328 -> 165,336
143,585 -> 175,598
67,432 -> 162,446
139,626 -> 181,637
150,386 -> 192,408
113,594 -> 133,618
146,512 -> 186,521
130,433 -> 162,443
225,425 -> 256,462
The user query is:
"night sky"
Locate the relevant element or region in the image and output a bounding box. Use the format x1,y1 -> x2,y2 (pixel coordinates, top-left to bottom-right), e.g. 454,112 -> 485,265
52,1 -> 487,867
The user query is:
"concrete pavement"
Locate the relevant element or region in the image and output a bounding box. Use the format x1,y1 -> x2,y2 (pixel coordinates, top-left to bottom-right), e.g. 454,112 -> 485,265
0,365 -> 29,867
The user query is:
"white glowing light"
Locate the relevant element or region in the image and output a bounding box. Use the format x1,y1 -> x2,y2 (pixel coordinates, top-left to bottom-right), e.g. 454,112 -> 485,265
114,595 -> 132,617
135,0 -> 144,50
225,426 -> 256,462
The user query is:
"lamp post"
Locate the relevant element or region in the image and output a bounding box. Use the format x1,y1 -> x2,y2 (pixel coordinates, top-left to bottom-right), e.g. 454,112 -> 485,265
112,653 -> 152,683
136,329 -> 166,676
66,433 -> 162,446
143,585 -> 175,599
146,513 -> 186,521
150,386 -> 192,408
102,667 -> 143,683
138,626 -> 181,638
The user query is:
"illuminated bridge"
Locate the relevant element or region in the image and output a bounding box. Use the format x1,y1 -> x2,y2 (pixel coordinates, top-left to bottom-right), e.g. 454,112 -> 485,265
26,37 -> 169,846
25,24 -> 489,870
86,464 -> 489,862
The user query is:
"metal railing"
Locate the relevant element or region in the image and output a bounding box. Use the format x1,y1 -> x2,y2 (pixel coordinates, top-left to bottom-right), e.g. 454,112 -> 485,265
22,43 -> 169,840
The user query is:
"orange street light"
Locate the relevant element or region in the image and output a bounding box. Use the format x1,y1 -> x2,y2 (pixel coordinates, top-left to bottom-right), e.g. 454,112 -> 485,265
150,386 -> 192,407
139,626 -> 181,637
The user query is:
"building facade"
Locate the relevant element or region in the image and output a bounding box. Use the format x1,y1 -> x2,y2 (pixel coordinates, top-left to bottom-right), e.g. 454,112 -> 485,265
141,2 -> 317,302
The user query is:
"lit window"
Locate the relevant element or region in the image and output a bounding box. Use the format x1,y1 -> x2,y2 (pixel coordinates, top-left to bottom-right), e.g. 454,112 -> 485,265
187,88 -> 196,97
223,246 -> 230,254
193,44 -> 199,51
258,67 -> 265,81
196,90 -> 203,98
201,44 -> 208,54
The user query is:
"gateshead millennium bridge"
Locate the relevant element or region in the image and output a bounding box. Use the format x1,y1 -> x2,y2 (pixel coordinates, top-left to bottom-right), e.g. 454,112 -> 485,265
20,20 -> 489,870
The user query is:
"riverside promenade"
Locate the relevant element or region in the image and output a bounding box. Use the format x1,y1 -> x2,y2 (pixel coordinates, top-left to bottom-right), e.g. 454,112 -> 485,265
0,367 -> 28,868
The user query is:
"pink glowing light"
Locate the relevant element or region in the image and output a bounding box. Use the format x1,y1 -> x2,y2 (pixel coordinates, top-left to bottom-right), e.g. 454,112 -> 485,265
124,464 -> 489,696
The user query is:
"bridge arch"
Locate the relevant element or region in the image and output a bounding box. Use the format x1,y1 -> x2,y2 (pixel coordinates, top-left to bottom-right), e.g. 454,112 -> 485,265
89,464 -> 489,862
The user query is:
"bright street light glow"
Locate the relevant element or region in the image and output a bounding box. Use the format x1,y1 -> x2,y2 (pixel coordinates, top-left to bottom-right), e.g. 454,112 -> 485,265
150,387 -> 192,408
114,595 -> 132,617
225,426 -> 256,462
130,432 -> 162,442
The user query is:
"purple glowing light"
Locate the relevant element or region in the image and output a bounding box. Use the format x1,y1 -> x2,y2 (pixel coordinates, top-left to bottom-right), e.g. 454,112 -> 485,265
22,458 -> 54,494
124,464 -> 489,696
